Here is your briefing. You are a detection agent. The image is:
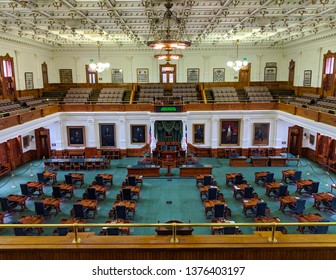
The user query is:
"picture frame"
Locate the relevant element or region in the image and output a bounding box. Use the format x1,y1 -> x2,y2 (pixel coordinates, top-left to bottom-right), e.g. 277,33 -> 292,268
264,67 -> 277,82
187,68 -> 199,83
213,68 -> 225,82
131,125 -> 146,144
137,68 -> 149,83
99,123 -> 115,148
303,70 -> 312,87
59,69 -> 73,83
67,126 -> 86,146
309,134 -> 315,145
220,120 -> 240,145
23,135 -> 30,148
253,123 -> 270,146
24,72 -> 34,90
193,124 -> 205,144
111,69 -> 123,83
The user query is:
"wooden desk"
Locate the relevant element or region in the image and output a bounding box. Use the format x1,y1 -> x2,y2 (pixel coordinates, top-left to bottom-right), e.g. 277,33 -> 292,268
281,169 -> 296,182
127,165 -> 160,177
254,171 -> 269,183
196,174 -> 213,187
59,218 -> 86,232
280,153 -> 300,166
40,197 -> 61,215
242,198 -> 263,215
120,186 -> 141,200
43,171 -> 57,182
162,161 -> 174,176
203,200 -> 227,218
7,194 -> 27,211
112,200 -> 136,218
27,181 -> 44,196
229,156 -> 247,167
296,213 -> 324,233
97,173 -> 114,187
254,217 -> 286,233
313,192 -> 335,210
296,179 -> 314,194
268,156 -> 287,167
225,173 -> 242,185
18,215 -> 45,235
155,220 -> 194,236
199,185 -> 220,200
210,219 -> 240,235
88,185 -> 107,199
58,183 -> 74,199
250,156 -> 269,167
265,182 -> 282,197
233,184 -> 250,199
279,196 -> 297,212
179,165 -> 213,177
103,219 -> 130,235
76,199 -> 98,217
69,173 -> 84,185
125,175 -> 143,187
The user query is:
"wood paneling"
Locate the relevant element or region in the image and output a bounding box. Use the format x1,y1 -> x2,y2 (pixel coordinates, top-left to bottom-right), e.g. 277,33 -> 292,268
0,233 -> 336,260
126,144 -> 149,157
301,147 -> 316,161
296,107 -> 319,121
22,150 -> 36,164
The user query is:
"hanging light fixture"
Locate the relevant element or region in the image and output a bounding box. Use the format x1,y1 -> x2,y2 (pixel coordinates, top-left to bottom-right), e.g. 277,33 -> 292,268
89,41 -> 110,73
147,0 -> 191,59
227,40 -> 248,71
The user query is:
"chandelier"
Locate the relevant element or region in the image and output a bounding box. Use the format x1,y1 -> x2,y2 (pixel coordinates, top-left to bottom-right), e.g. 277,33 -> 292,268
89,41 -> 110,73
154,51 -> 183,61
147,0 -> 191,59
227,40 -> 248,71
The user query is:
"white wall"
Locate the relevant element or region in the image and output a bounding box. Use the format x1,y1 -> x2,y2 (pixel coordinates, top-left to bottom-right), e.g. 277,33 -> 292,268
1,110 -> 334,153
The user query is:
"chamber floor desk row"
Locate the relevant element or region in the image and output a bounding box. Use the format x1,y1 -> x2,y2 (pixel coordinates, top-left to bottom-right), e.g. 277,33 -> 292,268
44,158 -> 108,170
229,155 -> 299,167
127,165 -> 213,177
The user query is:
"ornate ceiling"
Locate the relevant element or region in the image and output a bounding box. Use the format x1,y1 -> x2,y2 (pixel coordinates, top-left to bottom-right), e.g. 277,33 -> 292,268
0,0 -> 335,50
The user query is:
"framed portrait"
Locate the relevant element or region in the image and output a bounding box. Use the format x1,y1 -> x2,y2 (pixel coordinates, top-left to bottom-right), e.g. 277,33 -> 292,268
253,123 -> 270,146
23,135 -> 30,148
99,123 -> 115,148
264,67 -> 277,82
193,124 -> 205,144
137,68 -> 149,83
24,72 -> 34,90
303,70 -> 312,87
213,68 -> 225,82
111,69 -> 123,83
220,120 -> 240,145
131,125 -> 146,144
309,134 -> 315,145
187,68 -> 199,83
67,126 -> 86,146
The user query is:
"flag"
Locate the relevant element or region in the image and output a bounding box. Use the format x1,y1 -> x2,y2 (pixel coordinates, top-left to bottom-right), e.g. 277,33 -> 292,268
185,124 -> 188,144
148,126 -> 152,146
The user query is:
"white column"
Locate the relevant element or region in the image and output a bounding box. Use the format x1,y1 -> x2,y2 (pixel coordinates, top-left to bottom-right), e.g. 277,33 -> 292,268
150,120 -> 156,153
241,117 -> 250,148
14,50 -> 21,90
316,47 -> 323,88
211,117 -> 218,149
86,118 -> 96,147
118,119 -> 126,149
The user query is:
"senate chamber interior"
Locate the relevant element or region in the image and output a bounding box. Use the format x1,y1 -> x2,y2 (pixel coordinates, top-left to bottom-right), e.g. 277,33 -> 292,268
0,0 -> 336,260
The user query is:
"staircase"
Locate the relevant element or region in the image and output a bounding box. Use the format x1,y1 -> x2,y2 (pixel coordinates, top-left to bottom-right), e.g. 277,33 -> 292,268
41,91 -> 66,102
204,90 -> 213,103
123,90 -> 131,103
88,89 -> 100,103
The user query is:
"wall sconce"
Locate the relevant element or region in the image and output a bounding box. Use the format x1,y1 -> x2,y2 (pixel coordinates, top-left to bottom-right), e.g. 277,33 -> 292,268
31,135 -> 35,141
303,133 -> 307,139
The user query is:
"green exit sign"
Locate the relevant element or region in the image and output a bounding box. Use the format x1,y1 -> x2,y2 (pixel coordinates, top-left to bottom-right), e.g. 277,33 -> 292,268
155,106 -> 182,113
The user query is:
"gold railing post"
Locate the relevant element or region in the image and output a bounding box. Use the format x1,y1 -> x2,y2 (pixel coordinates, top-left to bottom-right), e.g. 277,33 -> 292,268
170,223 -> 179,243
72,225 -> 81,244
268,223 -> 277,243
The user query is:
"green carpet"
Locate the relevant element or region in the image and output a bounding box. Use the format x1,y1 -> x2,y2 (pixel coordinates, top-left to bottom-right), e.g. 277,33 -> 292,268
0,157 -> 335,236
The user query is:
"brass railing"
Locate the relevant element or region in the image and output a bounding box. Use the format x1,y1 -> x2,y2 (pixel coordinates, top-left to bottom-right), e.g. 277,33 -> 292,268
1,221 -> 335,244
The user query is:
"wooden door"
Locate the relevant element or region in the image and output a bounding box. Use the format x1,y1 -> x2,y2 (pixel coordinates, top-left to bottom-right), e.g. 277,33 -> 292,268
238,63 -> 250,89
288,59 -> 295,86
41,62 -> 49,88
287,126 -> 303,156
160,63 -> 176,84
321,50 -> 336,97
85,65 -> 98,84
35,128 -> 51,159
